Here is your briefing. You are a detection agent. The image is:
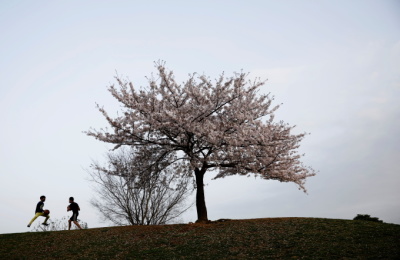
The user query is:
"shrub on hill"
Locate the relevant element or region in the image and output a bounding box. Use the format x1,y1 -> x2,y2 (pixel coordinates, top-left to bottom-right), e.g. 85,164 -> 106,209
353,214 -> 383,223
31,216 -> 88,232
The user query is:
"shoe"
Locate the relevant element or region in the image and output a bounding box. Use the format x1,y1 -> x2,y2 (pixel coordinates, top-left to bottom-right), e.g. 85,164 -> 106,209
42,223 -> 49,226
27,225 -> 30,228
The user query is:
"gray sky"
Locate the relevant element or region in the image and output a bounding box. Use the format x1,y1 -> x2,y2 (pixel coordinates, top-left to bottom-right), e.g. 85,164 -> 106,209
1,0 -> 399,234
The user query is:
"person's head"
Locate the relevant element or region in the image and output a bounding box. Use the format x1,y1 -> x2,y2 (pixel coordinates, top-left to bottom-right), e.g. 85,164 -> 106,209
69,197 -> 74,203
40,195 -> 46,201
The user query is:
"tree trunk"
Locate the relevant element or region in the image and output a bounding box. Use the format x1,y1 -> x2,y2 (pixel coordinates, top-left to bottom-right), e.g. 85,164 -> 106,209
194,167 -> 208,223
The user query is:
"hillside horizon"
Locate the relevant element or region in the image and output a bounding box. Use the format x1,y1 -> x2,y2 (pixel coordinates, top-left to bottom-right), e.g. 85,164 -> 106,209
1,217 -> 399,259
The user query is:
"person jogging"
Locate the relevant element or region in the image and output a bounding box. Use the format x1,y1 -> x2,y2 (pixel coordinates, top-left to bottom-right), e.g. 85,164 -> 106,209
67,197 -> 82,230
27,195 -> 50,227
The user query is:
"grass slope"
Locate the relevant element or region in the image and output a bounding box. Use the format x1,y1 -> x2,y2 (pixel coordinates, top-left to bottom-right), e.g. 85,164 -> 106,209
1,218 -> 399,259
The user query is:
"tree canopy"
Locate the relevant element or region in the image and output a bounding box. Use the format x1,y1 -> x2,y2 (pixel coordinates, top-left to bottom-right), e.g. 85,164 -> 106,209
87,62 -> 316,222
88,146 -> 193,225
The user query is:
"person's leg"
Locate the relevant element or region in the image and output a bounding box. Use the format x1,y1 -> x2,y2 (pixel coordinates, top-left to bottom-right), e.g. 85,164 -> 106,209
68,213 -> 80,230
27,213 -> 42,227
73,221 -> 83,230
43,214 -> 50,224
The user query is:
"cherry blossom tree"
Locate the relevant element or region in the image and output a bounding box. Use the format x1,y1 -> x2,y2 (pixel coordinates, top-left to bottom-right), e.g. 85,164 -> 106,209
86,62 -> 316,223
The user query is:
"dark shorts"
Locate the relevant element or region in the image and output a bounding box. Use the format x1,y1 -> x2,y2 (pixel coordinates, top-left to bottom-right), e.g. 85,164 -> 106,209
70,213 -> 79,221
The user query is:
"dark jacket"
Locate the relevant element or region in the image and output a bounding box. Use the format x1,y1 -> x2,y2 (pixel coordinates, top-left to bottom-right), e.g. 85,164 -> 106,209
35,201 -> 44,213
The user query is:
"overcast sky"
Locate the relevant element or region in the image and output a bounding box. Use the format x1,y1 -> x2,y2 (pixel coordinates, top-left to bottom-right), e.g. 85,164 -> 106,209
1,0 -> 399,234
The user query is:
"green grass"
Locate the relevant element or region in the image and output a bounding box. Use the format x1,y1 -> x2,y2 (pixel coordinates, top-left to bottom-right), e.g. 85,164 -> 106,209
1,218 -> 399,259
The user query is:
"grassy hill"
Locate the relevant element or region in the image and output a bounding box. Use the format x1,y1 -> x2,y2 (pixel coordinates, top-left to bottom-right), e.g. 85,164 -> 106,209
1,218 -> 399,259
